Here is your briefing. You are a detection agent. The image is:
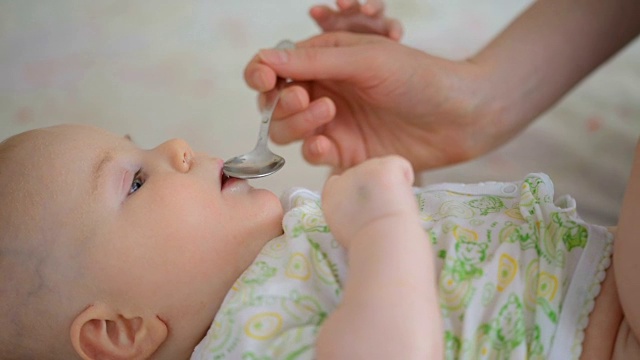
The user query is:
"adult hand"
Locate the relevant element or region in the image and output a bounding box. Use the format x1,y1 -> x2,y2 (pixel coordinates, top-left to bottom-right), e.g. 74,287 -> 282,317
245,32 -> 501,173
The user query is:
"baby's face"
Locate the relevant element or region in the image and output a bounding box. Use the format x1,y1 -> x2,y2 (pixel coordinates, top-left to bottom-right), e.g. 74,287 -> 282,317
14,124 -> 283,338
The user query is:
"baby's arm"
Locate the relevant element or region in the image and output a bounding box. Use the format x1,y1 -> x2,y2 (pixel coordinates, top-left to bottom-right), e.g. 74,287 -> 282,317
316,156 -> 442,359
310,0 -> 403,41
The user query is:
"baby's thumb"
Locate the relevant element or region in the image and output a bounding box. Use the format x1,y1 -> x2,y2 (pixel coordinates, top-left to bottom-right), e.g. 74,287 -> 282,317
386,155 -> 414,185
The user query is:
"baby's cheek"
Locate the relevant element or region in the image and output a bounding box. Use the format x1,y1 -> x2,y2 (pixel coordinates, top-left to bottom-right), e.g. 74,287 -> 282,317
144,179 -> 222,245
151,178 -> 217,214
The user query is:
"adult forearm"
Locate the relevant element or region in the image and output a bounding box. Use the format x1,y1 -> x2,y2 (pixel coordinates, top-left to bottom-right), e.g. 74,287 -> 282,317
472,0 -> 640,134
316,217 -> 442,359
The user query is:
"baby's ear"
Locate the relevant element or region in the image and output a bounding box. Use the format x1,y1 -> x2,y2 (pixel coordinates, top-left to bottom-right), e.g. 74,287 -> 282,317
70,303 -> 167,360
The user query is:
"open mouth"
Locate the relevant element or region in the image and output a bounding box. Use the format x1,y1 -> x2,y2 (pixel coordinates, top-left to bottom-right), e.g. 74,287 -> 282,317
221,172 -> 231,189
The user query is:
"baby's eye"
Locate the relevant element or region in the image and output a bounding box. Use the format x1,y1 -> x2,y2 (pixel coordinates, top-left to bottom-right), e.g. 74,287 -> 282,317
129,169 -> 145,195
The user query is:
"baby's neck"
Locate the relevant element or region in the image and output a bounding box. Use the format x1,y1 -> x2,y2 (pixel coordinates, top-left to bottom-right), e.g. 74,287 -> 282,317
152,324 -> 212,360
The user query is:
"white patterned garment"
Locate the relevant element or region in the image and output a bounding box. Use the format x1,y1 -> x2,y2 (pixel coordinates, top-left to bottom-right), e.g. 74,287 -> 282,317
191,174 -> 613,360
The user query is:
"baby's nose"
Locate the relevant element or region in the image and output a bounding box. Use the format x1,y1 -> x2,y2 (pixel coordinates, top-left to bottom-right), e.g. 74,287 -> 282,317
158,138 -> 194,172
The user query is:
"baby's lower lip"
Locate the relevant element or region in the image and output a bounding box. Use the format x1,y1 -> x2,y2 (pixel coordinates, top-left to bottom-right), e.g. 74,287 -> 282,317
222,176 -> 244,191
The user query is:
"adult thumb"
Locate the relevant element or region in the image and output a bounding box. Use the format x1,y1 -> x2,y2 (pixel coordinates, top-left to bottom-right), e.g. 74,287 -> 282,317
258,32 -> 386,82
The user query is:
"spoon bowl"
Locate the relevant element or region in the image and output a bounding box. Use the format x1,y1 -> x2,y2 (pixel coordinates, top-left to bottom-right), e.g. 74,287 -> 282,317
222,149 -> 285,179
223,39 -> 294,179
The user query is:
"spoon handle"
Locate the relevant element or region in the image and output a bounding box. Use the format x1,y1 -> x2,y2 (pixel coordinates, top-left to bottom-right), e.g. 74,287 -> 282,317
255,40 -> 295,148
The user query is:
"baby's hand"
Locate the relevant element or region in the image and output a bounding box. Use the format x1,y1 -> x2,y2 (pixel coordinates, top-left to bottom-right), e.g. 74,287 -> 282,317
322,156 -> 417,249
310,0 -> 403,41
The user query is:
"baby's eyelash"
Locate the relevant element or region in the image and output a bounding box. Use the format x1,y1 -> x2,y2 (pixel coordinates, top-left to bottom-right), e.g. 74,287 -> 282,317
128,169 -> 145,195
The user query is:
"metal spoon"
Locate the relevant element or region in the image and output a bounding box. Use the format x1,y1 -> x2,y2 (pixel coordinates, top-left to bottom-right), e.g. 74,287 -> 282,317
223,40 -> 294,179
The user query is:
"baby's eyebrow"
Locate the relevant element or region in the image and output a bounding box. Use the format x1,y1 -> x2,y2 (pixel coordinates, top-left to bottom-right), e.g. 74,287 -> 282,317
92,135 -> 131,195
92,149 -> 115,195
92,134 -> 135,194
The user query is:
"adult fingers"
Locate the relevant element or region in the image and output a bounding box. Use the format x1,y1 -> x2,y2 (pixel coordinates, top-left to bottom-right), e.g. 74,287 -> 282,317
361,0 -> 384,16
244,60 -> 277,92
309,5 -> 333,31
246,32 -> 385,90
302,134 -> 341,168
269,97 -> 336,145
309,5 -> 347,33
257,85 -> 309,120
336,0 -> 361,13
297,31 -> 385,49
386,18 -> 403,41
311,1 -> 387,33
258,32 -> 386,82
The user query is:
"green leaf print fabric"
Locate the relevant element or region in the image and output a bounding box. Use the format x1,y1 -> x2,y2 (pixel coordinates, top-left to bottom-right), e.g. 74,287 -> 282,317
192,174 -> 613,360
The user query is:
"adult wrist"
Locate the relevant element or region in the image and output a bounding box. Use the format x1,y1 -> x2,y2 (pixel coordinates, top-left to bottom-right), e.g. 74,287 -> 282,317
463,54 -> 535,154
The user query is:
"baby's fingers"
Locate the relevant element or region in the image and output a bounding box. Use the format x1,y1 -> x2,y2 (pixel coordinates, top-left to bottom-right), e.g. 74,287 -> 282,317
379,156 -> 414,185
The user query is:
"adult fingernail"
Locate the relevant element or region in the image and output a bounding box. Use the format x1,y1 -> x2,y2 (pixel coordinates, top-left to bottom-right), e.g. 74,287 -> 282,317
252,71 -> 266,90
311,140 -> 323,156
259,49 -> 289,65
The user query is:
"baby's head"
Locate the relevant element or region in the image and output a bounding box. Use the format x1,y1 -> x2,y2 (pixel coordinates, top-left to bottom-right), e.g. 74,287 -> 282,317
0,124 -> 284,359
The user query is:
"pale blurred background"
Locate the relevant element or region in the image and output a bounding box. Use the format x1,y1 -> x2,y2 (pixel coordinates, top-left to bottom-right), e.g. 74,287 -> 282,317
1,0 -> 638,225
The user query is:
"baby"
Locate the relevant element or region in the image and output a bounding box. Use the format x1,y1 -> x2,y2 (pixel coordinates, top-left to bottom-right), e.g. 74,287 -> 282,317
0,123 -> 441,359
1,122 -> 637,360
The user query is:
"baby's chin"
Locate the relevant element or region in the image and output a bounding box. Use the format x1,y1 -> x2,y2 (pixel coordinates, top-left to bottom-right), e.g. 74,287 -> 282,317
245,187 -> 284,237
263,190 -> 285,235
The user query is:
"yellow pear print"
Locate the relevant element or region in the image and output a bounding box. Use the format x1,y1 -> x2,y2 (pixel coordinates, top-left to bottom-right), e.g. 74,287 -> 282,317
524,259 -> 540,311
244,312 -> 283,341
537,271 -> 559,301
286,253 -> 311,281
497,253 -> 518,292
453,226 -> 478,242
505,207 -> 524,220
